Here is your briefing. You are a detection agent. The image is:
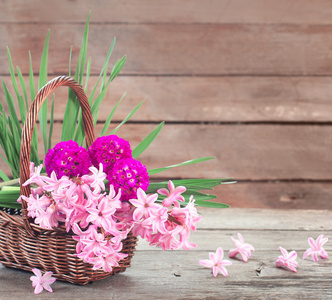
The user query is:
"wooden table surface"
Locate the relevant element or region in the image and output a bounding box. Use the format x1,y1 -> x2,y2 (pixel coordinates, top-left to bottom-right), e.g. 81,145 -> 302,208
1,208 -> 331,299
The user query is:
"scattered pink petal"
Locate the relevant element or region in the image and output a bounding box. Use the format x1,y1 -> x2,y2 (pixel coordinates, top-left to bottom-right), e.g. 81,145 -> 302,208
228,233 -> 255,262
30,268 -> 56,294
276,247 -> 298,273
303,234 -> 328,262
199,247 -> 232,277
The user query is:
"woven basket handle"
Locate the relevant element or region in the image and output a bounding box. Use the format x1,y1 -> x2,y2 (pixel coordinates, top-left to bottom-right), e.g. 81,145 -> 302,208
20,76 -> 95,235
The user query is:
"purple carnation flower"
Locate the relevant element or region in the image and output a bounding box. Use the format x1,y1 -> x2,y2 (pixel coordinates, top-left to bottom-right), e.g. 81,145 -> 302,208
44,140 -> 91,178
107,158 -> 149,201
88,135 -> 132,173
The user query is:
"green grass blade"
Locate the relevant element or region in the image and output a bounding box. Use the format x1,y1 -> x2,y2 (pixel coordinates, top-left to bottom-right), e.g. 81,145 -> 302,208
6,47 -> 26,123
16,66 -> 28,111
190,200 -> 229,208
0,170 -> 10,182
89,37 -> 116,106
148,157 -> 216,175
6,47 -> 21,98
0,138 -> 19,179
79,12 -> 90,85
28,51 -> 40,165
100,61 -> 108,92
85,57 -> 91,93
0,189 -> 22,209
90,55 -> 126,125
100,92 -> 126,136
0,151 -> 15,174
48,95 -> 55,150
74,40 -> 117,145
2,81 -> 21,133
38,29 -> 50,155
29,51 -> 36,102
168,178 -> 236,189
110,100 -> 144,135
68,46 -> 73,77
7,118 -> 20,157
109,56 -> 126,81
132,121 -> 164,158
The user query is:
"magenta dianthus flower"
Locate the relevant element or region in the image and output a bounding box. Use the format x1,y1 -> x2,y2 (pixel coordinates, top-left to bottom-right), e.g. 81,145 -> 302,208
88,135 -> 132,173
107,158 -> 149,201
45,140 -> 91,178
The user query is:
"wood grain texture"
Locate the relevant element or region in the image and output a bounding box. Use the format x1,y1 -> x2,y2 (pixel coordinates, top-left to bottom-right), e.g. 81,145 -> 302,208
1,0 -> 332,25
3,24 -> 332,75
217,182 -> 332,210
3,75 -> 332,123
1,123 -> 332,181
1,208 -> 332,299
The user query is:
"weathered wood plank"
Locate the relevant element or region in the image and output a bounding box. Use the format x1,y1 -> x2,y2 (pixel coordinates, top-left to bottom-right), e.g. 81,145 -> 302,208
1,124 -> 332,181
1,250 -> 331,299
220,182 -> 332,210
2,0 -> 332,25
1,209 -> 332,299
3,75 -> 332,123
197,207 -> 332,230
3,24 -> 332,75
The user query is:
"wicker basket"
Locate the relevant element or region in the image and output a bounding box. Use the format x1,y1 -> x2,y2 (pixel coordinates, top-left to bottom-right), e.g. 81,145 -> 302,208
0,76 -> 138,285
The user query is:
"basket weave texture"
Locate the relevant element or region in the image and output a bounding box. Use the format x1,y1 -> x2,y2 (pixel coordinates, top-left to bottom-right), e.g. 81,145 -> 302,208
0,76 -> 138,285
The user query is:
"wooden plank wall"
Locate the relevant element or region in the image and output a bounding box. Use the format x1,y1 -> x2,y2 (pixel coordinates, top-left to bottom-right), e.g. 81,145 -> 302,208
0,0 -> 332,209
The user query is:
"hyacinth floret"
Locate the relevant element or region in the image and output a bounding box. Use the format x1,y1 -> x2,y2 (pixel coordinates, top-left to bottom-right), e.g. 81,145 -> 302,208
88,135 -> 132,174
107,158 -> 149,201
44,140 -> 91,178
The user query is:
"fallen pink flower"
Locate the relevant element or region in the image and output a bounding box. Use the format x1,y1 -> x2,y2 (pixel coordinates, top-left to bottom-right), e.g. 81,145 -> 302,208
303,234 -> 328,262
276,247 -> 298,273
30,268 -> 56,294
199,247 -> 232,277
228,233 -> 255,262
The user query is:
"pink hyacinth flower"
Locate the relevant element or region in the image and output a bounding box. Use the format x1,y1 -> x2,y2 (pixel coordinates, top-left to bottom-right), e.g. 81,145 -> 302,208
276,247 -> 298,273
86,198 -> 116,232
157,180 -> 186,207
30,268 -> 56,294
228,233 -> 255,262
303,234 -> 328,262
199,247 -> 232,277
129,188 -> 160,221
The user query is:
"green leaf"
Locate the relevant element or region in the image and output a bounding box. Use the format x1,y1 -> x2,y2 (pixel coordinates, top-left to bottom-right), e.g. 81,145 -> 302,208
38,29 -> 50,155
0,189 -> 22,209
0,170 -> 10,182
190,200 -> 229,208
7,47 -> 26,123
109,56 -> 126,81
28,51 -> 40,166
48,95 -> 55,150
2,81 -> 21,133
0,148 -> 18,179
148,157 -> 216,175
68,46 -> 73,77
74,39 -> 117,145
132,121 -> 164,158
90,55 -> 127,126
29,51 -> 36,102
16,66 -> 28,111
110,100 -> 145,135
85,57 -> 91,93
168,178 -> 236,189
100,92 -> 126,136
